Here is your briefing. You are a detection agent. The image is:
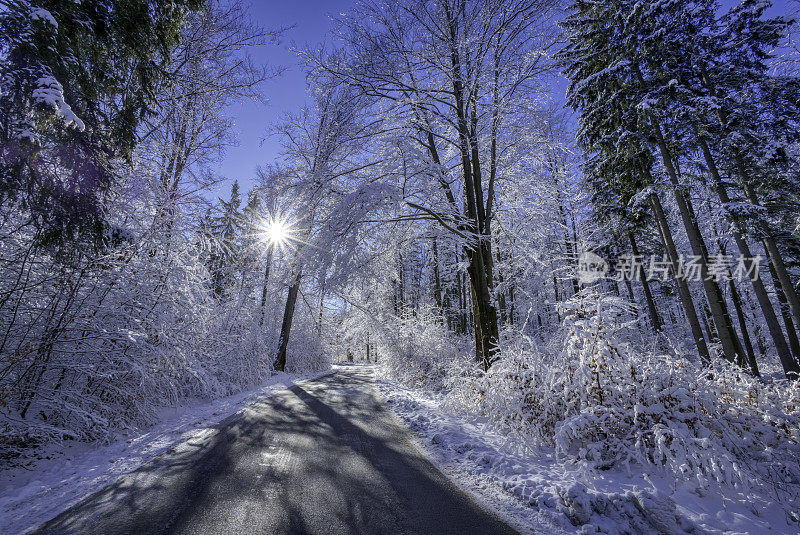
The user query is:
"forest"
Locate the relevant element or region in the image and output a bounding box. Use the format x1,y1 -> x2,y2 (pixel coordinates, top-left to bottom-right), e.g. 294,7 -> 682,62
2,0 -> 800,533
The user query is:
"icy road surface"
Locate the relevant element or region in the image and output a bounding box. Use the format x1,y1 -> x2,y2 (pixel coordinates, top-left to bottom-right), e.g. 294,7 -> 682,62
31,364 -> 520,535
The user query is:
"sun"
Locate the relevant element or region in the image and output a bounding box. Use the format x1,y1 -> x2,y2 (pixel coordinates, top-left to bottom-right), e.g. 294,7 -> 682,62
264,218 -> 290,245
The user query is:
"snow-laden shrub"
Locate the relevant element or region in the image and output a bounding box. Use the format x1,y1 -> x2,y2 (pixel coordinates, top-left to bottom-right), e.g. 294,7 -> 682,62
0,225 -> 329,461
449,291 -> 800,496
0,236 -> 219,455
376,312 -> 473,391
554,482 -> 699,534
284,316 -> 330,374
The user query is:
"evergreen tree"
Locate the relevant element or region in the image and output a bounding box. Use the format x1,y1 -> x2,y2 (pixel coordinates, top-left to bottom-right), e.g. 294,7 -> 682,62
560,0 -> 714,363
209,180 -> 243,298
629,0 -> 800,377
561,0 -> 800,377
694,0 -> 800,375
0,0 -> 203,237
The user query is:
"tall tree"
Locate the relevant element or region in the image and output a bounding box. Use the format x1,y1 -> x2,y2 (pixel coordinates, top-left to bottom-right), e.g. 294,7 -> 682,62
311,0 -> 557,369
560,0 -> 713,362
271,80 -> 388,371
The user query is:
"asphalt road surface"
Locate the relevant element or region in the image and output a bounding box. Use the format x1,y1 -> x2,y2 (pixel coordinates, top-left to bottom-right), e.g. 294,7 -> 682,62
32,365 -> 522,535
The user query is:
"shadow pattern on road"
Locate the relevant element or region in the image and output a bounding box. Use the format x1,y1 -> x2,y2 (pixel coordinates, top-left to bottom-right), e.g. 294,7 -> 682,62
33,366 -> 520,535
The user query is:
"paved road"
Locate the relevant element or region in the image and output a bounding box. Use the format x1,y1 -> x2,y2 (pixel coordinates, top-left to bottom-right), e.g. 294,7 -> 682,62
32,365 -> 521,535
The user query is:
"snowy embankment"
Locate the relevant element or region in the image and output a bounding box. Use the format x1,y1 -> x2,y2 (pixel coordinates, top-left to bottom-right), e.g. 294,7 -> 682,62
0,370 -> 328,535
375,372 -> 795,535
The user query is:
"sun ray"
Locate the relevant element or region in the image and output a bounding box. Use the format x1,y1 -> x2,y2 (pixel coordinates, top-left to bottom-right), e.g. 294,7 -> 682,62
264,219 -> 289,245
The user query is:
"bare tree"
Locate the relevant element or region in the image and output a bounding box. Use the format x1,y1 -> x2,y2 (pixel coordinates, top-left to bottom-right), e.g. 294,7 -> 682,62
309,0 -> 559,369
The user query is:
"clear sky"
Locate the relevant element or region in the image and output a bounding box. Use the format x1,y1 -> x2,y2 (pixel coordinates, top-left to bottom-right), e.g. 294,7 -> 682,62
213,0 -> 794,199
211,0 -> 355,198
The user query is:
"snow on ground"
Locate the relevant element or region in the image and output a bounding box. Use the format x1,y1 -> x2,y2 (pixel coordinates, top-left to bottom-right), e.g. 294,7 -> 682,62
0,369 -> 330,535
374,370 -> 795,535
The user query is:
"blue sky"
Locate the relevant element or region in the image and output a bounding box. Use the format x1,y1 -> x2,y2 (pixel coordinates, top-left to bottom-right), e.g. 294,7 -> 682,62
212,0 -> 795,199
212,0 -> 354,197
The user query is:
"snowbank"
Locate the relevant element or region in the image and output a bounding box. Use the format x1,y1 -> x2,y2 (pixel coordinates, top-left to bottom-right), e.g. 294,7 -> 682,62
374,292 -> 800,534
0,370 -> 328,535
377,373 -> 796,534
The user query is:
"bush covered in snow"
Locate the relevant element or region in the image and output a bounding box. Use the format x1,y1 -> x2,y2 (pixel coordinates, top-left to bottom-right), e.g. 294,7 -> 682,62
380,291 -> 800,521
465,294 -> 800,491
0,205 -> 329,461
375,311 -> 474,391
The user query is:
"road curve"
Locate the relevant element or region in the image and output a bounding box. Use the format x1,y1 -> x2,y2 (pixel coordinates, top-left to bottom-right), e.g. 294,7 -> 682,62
32,365 -> 522,535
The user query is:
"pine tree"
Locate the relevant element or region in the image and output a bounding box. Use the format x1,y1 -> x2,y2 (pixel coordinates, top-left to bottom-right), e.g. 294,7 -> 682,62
694,0 -> 800,375
209,181 -> 243,298
630,0 -> 800,377
562,0 -> 800,377
0,0 -> 203,238
560,0 -> 713,363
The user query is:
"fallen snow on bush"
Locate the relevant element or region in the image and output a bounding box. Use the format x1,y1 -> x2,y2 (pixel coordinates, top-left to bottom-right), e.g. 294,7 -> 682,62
374,374 -> 571,535
0,370 -> 328,535
377,372 -> 798,534
373,291 -> 800,534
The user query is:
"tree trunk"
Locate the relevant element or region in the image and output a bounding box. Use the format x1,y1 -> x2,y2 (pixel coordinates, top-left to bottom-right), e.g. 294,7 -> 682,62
444,3 -> 499,370
398,251 -> 405,318
552,268 -> 561,323
274,268 -> 302,373
317,278 -> 325,336
496,246 -> 508,326
648,119 -> 743,364
697,136 -> 797,377
555,177 -> 580,296
432,236 -> 443,315
259,245 -> 274,326
768,261 -> 800,361
700,70 -> 800,347
458,270 -> 468,334
648,192 -> 710,361
728,275 -> 759,375
507,248 -> 516,326
470,278 -> 483,361
744,177 -> 800,341
629,232 -> 662,332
